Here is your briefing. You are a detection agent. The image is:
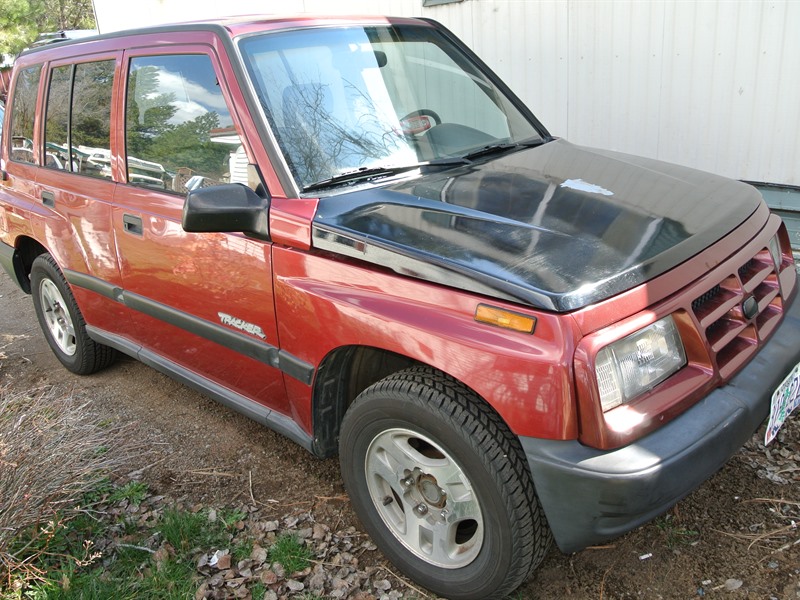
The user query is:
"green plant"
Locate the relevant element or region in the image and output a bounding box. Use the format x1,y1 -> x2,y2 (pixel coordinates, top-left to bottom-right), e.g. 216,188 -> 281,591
2,474 -> 270,600
232,538 -> 254,563
268,534 -> 313,574
655,516 -> 699,548
159,508 -> 231,553
219,507 -> 247,530
108,481 -> 149,505
0,386 -> 131,587
250,582 -> 268,600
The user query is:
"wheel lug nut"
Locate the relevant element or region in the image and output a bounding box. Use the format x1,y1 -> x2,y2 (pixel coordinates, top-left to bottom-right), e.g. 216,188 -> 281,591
401,477 -> 414,488
414,503 -> 428,516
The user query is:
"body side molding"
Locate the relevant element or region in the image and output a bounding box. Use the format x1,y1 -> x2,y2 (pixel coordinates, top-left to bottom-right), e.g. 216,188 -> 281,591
68,270 -> 314,385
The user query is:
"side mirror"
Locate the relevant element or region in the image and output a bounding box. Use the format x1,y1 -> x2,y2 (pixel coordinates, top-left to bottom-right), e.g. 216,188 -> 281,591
182,184 -> 270,239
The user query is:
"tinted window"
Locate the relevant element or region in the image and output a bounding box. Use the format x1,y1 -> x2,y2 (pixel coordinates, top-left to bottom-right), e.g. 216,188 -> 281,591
9,65 -> 42,165
44,66 -> 72,170
72,61 -> 114,178
125,54 -> 243,194
43,60 -> 114,178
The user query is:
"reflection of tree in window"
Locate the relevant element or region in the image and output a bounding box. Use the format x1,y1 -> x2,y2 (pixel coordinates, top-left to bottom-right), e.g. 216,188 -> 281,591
41,62 -> 114,176
73,62 -> 113,148
44,66 -> 71,170
72,61 -> 114,177
279,79 -> 408,185
125,56 -> 239,193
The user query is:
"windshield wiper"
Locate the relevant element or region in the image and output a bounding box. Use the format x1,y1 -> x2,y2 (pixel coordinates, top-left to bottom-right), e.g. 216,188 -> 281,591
460,138 -> 547,162
302,158 -> 469,193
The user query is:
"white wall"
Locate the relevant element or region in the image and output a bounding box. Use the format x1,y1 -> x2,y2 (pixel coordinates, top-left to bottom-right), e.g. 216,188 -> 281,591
93,0 -> 800,185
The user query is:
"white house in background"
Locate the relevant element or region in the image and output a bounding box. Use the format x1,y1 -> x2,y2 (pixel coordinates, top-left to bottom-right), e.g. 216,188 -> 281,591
92,0 -> 800,188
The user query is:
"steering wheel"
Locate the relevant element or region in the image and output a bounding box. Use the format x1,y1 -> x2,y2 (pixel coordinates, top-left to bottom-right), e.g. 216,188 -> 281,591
399,109 -> 442,135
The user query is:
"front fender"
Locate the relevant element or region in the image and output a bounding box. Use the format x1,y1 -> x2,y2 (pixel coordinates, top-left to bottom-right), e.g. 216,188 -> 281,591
273,245 -> 580,443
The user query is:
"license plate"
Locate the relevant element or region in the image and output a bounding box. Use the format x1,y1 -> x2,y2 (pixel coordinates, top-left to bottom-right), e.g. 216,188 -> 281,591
765,361 -> 800,445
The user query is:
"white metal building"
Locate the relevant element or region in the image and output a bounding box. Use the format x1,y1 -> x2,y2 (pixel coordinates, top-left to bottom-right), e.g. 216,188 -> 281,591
93,0 -> 800,188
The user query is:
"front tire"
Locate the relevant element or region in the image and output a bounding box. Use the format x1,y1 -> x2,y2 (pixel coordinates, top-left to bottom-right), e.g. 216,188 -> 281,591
30,254 -> 116,375
339,367 -> 550,600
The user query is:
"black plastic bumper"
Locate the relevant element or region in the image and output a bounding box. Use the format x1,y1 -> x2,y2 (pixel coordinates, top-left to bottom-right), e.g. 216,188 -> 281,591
520,292 -> 800,553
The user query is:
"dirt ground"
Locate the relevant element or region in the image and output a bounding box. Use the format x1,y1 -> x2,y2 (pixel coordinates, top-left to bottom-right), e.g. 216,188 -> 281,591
1,268 -> 798,600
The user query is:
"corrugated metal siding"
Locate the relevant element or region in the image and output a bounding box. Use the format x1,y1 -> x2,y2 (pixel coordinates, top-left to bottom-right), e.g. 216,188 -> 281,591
470,1 -> 570,144
94,0 -> 800,185
651,1 -> 800,184
460,0 -> 800,186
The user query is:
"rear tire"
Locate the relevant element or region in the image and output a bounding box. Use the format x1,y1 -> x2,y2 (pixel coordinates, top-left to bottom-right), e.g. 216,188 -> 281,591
339,367 -> 551,600
30,254 -> 116,374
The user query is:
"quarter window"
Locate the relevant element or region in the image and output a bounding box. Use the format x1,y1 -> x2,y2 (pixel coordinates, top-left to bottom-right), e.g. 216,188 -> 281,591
125,54 -> 243,193
9,65 -> 42,165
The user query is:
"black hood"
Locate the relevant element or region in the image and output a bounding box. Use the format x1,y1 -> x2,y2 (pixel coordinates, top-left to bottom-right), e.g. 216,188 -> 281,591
311,139 -> 761,312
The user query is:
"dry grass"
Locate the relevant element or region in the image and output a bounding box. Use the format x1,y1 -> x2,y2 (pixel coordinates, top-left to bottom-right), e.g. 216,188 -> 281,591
714,498 -> 800,555
0,384 -> 133,586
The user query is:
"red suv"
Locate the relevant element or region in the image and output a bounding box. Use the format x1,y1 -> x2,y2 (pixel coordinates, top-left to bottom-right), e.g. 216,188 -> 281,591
1,15 -> 798,600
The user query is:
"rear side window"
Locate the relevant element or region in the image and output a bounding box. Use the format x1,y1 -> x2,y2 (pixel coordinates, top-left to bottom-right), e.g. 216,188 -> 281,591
44,66 -> 72,170
44,60 -> 114,178
9,65 -> 42,165
125,54 -> 243,194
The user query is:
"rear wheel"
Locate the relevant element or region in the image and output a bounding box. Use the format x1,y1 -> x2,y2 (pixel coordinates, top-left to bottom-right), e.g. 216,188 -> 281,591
30,254 -> 116,374
339,367 -> 551,600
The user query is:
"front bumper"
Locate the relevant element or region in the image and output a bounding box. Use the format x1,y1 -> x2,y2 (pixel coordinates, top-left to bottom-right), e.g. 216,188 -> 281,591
521,291 -> 800,553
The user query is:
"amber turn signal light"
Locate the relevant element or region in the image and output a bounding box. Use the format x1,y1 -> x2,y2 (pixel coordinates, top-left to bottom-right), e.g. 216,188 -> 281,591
474,304 -> 536,334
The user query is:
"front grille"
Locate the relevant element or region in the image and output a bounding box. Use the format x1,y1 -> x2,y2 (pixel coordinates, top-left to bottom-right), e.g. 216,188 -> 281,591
689,247 -> 784,379
691,284 -> 721,313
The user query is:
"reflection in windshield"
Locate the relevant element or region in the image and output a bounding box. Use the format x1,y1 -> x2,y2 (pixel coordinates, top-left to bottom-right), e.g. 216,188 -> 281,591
239,24 -> 543,191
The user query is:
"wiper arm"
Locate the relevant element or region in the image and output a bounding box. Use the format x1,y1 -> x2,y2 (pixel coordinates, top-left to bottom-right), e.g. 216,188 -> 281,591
302,158 -> 469,193
460,138 -> 547,162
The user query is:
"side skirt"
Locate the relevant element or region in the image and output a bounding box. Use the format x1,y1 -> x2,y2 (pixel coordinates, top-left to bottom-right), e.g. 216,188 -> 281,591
87,326 -> 315,453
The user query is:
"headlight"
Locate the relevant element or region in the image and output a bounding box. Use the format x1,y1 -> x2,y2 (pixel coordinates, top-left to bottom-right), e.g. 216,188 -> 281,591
595,316 -> 686,411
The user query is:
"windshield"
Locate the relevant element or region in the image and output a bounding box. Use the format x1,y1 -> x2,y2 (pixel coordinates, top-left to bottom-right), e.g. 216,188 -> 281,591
239,24 -> 544,191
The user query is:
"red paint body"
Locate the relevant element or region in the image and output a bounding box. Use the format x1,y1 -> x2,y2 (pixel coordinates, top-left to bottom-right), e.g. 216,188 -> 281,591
0,15 -> 796,459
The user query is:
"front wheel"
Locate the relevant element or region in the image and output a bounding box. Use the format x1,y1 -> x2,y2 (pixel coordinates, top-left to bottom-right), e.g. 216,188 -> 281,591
339,367 -> 551,600
30,254 -> 116,375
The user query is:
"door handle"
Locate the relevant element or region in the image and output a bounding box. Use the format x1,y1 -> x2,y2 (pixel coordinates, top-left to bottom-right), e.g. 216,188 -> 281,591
123,214 -> 143,236
41,190 -> 55,208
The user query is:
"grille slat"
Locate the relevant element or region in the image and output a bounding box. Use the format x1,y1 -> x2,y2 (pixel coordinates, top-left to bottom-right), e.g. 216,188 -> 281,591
691,284 -> 721,313
690,244 -> 785,377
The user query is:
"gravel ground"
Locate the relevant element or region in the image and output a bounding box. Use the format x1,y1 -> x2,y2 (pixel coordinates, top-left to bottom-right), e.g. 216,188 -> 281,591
1,269 -> 799,599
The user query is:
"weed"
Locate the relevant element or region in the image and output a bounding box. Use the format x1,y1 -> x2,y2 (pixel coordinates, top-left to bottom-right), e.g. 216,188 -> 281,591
0,386 -> 133,585
250,582 -> 268,600
655,515 -> 699,548
82,478 -> 115,504
2,473 -> 268,600
108,481 -> 148,506
232,538 -> 254,563
219,507 -> 248,530
269,533 -> 313,574
159,508 -> 229,552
